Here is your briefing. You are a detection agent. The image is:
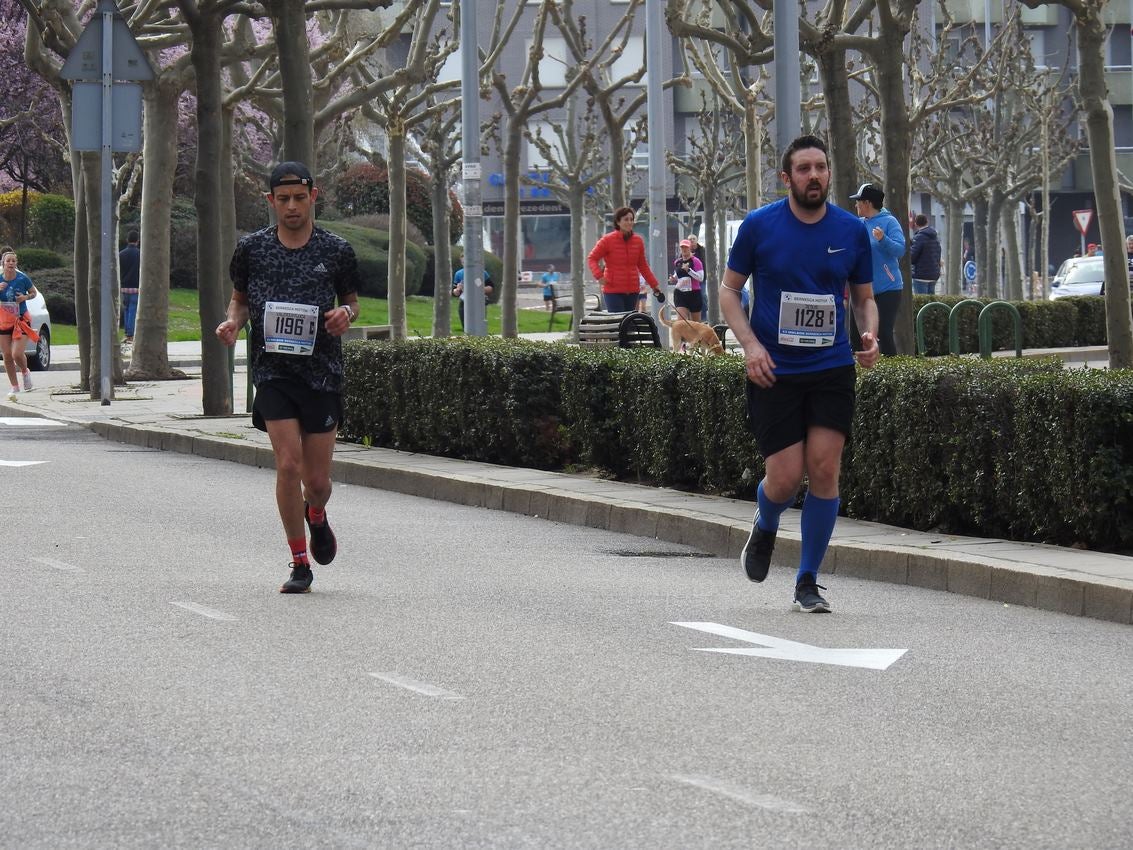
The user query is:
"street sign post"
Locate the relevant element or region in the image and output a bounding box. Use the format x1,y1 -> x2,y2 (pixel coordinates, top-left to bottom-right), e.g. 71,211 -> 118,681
1073,208 -> 1094,257
60,0 -> 153,406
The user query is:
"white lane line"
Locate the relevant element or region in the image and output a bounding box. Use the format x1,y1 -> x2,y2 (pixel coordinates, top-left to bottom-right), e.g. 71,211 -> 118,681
669,774 -> 810,814
29,556 -> 85,573
170,601 -> 238,621
0,460 -> 46,467
367,672 -> 465,700
0,417 -> 66,426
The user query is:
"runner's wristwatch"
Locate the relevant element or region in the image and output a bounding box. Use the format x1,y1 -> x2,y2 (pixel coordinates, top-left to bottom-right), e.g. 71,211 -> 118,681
342,304 -> 356,323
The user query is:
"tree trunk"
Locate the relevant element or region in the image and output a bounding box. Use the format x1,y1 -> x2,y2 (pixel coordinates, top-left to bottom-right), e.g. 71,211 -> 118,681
946,198 -> 964,296
1002,202 -> 1023,301
876,34 -> 914,354
816,46 -> 858,211
387,123 -> 408,340
501,124 -> 523,338
986,190 -> 1004,300
744,93 -> 762,208
186,7 -> 232,414
79,153 -> 111,399
604,101 -> 629,207
431,172 -> 453,338
569,182 -> 585,341
73,152 -> 91,388
131,81 -> 180,379
973,198 -> 988,298
1074,15 -> 1133,366
272,0 -> 316,171
702,188 -> 718,325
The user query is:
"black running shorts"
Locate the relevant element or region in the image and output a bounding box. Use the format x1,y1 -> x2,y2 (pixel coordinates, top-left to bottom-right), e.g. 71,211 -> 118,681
673,288 -> 702,312
744,364 -> 857,458
252,379 -> 343,434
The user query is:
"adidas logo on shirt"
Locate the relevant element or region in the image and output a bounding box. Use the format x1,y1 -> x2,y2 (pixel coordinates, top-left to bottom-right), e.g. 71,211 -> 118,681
314,262 -> 328,273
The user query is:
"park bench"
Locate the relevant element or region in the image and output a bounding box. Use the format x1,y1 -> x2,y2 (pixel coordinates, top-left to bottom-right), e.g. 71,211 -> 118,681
343,324 -> 393,342
548,281 -> 602,330
577,310 -> 662,349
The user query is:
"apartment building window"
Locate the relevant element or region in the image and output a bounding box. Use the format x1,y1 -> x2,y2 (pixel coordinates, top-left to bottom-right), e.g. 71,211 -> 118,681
529,37 -> 569,88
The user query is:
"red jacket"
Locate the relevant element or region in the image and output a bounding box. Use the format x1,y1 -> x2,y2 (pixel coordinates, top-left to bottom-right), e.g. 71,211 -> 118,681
587,230 -> 660,295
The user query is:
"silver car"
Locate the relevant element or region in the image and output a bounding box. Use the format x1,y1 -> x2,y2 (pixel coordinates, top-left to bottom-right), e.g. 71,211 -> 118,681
20,290 -> 52,370
1049,257 -> 1106,300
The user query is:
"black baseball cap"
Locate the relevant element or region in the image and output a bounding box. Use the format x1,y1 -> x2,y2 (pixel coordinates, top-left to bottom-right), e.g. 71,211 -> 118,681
849,182 -> 884,206
269,161 -> 314,191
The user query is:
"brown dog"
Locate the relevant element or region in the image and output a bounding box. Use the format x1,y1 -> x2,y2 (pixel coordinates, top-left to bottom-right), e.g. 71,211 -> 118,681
657,307 -> 725,355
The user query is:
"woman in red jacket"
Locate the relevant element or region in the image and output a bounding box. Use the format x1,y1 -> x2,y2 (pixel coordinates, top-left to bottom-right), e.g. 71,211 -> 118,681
587,206 -> 664,312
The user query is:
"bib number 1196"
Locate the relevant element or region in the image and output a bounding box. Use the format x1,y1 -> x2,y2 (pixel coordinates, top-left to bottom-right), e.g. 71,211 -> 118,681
264,301 -> 319,355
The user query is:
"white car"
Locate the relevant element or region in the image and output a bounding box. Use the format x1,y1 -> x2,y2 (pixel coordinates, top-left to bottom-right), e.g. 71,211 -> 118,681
1049,257 -> 1106,300
20,290 -> 52,370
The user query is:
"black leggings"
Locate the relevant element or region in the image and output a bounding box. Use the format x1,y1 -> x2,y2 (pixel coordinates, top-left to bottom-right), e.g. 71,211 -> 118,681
875,289 -> 902,356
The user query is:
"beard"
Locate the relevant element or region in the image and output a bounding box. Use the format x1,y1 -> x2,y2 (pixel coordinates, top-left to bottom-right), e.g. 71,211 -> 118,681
790,179 -> 829,210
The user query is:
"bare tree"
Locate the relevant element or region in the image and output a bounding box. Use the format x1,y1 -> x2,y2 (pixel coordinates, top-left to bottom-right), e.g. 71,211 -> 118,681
668,98 -> 746,324
524,95 -> 622,336
1021,0 -> 1132,366
482,0 -> 589,338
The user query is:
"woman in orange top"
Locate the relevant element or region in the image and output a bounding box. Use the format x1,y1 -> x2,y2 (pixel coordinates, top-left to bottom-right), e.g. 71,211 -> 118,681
587,206 -> 664,312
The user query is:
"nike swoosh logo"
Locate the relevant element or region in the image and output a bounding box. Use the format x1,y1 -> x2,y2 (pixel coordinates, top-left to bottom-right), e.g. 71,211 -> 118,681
827,247 -> 846,254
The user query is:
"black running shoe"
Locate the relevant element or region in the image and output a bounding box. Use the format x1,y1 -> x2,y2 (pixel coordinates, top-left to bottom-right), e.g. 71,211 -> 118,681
793,575 -> 831,613
305,502 -> 337,565
740,510 -> 776,582
280,562 -> 313,594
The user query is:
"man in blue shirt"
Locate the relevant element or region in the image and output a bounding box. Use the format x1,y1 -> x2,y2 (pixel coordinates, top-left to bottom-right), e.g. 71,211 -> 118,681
851,182 -> 905,354
719,134 -> 879,613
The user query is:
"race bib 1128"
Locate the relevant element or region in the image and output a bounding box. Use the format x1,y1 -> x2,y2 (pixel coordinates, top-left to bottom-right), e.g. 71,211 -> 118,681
777,291 -> 836,347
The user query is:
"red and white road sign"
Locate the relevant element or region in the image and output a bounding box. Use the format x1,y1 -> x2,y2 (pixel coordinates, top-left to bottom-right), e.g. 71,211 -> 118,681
1073,209 -> 1094,235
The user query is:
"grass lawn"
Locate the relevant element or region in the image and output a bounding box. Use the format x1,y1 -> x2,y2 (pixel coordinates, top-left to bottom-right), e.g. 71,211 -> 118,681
49,290 -> 572,345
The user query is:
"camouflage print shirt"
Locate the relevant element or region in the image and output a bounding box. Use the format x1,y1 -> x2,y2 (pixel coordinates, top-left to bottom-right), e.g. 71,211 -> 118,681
230,225 -> 361,393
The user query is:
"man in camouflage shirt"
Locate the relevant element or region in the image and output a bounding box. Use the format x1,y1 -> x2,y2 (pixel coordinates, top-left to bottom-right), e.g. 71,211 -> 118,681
217,161 -> 362,594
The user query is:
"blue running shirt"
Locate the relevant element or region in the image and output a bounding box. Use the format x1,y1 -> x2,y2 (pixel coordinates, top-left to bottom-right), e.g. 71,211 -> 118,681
726,198 -> 872,374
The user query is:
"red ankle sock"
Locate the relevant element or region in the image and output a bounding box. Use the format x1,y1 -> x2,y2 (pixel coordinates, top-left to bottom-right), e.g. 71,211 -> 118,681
307,506 -> 326,525
288,538 -> 309,566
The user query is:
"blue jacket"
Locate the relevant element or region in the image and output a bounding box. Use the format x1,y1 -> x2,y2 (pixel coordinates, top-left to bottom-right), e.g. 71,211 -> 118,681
861,208 -> 906,294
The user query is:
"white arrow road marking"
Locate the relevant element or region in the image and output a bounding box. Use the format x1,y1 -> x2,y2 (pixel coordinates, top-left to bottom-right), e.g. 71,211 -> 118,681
0,417 -> 65,426
669,774 -> 810,814
0,460 -> 46,466
170,601 -> 238,621
30,557 -> 85,573
368,672 -> 464,700
671,621 -> 908,671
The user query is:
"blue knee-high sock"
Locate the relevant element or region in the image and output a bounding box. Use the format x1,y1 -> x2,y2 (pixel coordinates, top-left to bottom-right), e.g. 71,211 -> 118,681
756,479 -> 794,532
797,492 -> 840,583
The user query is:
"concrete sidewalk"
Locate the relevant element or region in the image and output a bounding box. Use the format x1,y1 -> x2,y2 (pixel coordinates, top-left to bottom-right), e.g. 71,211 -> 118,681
5,343 -> 1132,625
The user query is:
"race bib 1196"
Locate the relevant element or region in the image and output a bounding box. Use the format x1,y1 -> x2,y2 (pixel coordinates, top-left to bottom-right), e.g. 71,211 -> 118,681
264,301 -> 319,355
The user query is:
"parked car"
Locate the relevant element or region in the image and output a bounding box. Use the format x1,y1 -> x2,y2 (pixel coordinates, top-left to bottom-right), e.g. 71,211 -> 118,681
21,290 -> 52,370
1049,257 -> 1106,300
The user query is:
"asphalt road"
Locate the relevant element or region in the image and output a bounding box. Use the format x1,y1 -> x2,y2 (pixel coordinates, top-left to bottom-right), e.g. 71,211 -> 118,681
3,418 -> 1132,849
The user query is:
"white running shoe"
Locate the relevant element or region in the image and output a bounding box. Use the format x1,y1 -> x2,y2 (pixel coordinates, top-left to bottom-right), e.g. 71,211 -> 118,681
7,387 -> 17,402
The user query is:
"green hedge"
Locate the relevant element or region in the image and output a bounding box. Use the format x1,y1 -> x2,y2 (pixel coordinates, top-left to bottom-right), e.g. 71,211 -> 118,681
11,247 -> 65,271
320,220 -> 426,299
342,339 -> 1133,552
912,294 -> 1107,354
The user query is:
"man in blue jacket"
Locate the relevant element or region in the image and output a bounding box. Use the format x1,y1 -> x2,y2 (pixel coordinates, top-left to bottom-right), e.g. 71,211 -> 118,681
850,183 -> 905,355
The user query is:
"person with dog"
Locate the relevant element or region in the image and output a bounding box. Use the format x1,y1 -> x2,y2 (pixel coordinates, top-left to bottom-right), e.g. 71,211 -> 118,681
216,161 -> 361,595
588,206 -> 665,312
850,182 -> 904,356
670,239 -> 704,323
719,134 -> 879,613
